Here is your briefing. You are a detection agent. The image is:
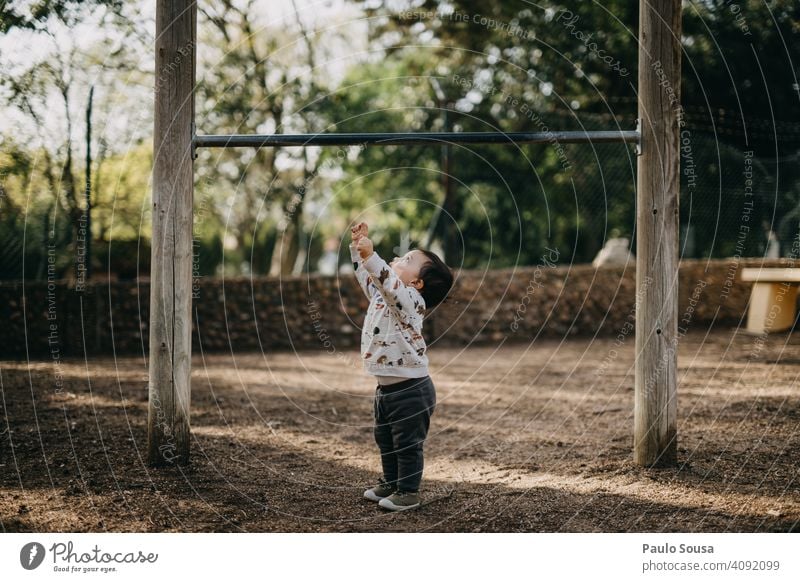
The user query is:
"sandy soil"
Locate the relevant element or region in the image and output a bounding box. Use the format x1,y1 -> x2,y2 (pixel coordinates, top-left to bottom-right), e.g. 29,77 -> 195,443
1,328 -> 798,532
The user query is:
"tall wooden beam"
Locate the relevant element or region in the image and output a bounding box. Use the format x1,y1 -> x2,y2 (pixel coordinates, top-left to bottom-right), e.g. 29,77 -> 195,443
634,0 -> 682,466
148,0 -> 196,466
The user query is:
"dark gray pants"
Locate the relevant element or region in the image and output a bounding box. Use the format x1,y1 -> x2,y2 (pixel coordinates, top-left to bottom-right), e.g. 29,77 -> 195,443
373,376 -> 436,493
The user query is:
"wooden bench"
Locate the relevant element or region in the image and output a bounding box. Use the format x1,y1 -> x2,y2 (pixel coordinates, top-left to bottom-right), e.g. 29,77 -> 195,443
740,268 -> 800,333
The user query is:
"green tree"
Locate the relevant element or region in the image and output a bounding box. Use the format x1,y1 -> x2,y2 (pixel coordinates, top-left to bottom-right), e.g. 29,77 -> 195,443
352,0 -> 800,263
0,0 -> 123,33
196,0 -> 361,275
0,1 -> 155,280
323,54 -> 454,263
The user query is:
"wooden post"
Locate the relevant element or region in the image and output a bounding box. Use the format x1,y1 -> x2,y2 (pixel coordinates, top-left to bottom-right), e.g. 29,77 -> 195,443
634,0 -> 682,466
148,0 -> 196,466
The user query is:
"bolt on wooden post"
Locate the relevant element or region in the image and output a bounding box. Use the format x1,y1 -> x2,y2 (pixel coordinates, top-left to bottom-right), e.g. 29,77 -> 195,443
148,0 -> 196,466
634,0 -> 682,467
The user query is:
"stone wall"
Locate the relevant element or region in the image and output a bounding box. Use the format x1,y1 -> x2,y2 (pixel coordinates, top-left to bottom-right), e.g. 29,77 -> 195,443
2,259 -> 796,358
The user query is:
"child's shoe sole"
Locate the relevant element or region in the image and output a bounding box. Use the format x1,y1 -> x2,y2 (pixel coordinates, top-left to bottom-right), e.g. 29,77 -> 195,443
378,497 -> 420,511
363,490 -> 387,502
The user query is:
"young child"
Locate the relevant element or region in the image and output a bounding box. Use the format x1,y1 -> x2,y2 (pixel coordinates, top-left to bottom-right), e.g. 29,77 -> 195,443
349,222 -> 453,511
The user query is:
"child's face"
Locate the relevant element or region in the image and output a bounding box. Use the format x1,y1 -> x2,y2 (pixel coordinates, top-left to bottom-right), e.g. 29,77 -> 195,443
390,250 -> 429,289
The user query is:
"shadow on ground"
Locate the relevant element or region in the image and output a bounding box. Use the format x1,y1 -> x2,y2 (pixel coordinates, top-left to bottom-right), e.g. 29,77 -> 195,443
1,328 -> 798,532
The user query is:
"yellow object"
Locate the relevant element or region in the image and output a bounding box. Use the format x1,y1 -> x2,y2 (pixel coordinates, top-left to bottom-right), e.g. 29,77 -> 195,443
740,268 -> 800,334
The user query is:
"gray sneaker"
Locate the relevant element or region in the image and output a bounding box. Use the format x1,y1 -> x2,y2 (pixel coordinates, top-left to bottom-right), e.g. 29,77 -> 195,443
363,480 -> 395,502
378,491 -> 420,511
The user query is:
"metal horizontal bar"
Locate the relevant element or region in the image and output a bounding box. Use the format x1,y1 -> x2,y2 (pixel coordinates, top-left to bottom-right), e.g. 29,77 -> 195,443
194,130 -> 640,149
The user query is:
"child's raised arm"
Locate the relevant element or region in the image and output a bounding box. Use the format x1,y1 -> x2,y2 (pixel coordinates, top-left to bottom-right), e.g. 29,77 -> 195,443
350,243 -> 378,300
349,222 -> 377,300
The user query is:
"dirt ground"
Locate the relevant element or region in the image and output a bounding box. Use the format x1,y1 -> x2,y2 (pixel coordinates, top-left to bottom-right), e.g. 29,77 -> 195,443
1,327 -> 798,532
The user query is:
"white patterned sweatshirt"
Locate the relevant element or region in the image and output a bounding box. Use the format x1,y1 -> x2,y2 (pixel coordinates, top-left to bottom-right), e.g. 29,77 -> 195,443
349,244 -> 429,378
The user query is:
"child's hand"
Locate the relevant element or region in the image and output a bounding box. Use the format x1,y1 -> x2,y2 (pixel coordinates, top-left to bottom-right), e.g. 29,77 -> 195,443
350,222 -> 368,243
356,236 -> 374,260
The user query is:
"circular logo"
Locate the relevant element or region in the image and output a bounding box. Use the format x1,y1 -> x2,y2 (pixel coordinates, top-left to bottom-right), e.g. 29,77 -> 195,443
20,542 -> 46,570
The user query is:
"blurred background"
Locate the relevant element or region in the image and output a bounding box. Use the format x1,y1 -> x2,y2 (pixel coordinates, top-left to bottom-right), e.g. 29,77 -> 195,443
1,0 -> 799,283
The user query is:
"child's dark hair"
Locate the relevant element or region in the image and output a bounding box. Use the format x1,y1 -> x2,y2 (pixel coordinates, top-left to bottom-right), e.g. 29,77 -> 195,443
418,250 -> 454,308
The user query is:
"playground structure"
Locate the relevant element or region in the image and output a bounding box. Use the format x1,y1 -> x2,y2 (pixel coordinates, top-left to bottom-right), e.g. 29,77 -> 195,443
148,0 -> 682,468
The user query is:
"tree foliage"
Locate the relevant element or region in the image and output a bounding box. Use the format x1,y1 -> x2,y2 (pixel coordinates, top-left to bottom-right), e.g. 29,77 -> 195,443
2,0 -> 799,282
0,0 -> 124,32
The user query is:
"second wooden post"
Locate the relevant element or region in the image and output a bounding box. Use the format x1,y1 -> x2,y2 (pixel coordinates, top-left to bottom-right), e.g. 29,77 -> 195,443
634,0 -> 682,466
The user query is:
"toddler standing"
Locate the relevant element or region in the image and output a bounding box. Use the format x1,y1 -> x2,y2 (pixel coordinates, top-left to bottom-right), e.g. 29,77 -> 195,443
349,222 -> 453,511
